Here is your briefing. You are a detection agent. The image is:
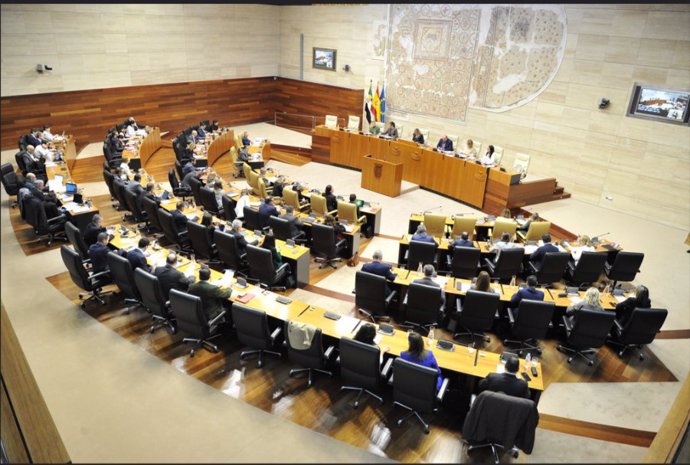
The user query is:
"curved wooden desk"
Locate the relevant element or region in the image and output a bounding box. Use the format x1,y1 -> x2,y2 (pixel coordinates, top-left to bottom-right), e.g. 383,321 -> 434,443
138,127 -> 161,165
206,129 -> 235,166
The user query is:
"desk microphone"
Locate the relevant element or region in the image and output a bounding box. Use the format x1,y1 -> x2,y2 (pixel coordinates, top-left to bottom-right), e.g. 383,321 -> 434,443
423,206 -> 443,214
592,232 -> 610,242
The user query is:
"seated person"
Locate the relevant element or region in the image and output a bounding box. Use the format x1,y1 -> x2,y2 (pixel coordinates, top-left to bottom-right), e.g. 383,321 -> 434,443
170,201 -> 189,233
187,265 -> 232,321
436,135 -> 453,152
186,129 -> 199,145
380,121 -> 399,139
126,238 -> 151,272
412,264 -> 445,306
84,214 -> 106,247
529,234 -> 558,269
88,232 -> 111,274
258,196 -> 280,228
30,179 -> 60,219
27,130 -> 43,147
181,167 -> 202,189
400,331 -> 443,392
324,184 -> 337,213
614,284 -> 650,326
34,142 -> 53,162
471,271 -> 497,294
209,120 -> 220,132
153,252 -> 195,299
144,183 -> 162,206
353,323 -> 391,360
501,208 -> 512,219
278,205 -> 304,238
459,139 -> 477,158
241,131 -> 251,148
566,287 -> 604,325
509,275 -> 544,319
361,250 -> 397,295
412,128 -> 425,144
478,355 -> 529,399
569,234 -> 595,265
42,125 -> 55,142
492,232 -> 516,252
234,189 -> 251,220
411,224 -> 438,245
197,123 -> 207,139
479,144 -> 497,165
349,193 -> 372,237
229,219 -> 249,253
450,232 -> 474,249
212,180 -> 224,210
183,159 -> 196,176
261,232 -> 284,270
324,214 -> 345,239
517,212 -> 541,232
272,175 -> 286,197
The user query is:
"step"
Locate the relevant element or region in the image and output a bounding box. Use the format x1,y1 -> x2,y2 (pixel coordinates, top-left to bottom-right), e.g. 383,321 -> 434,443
553,186 -> 564,195
271,150 -> 311,167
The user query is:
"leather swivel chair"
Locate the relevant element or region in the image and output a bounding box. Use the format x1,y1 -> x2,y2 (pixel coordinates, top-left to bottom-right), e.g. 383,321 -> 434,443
169,289 -> 226,357
213,229 -> 248,276
106,251 -> 143,313
186,221 -> 219,264
607,307 -> 667,360
484,248 -> 524,283
157,208 -> 191,252
133,268 -> 176,334
338,337 -> 392,408
232,303 -> 282,368
284,321 -> 334,387
199,186 -> 222,216
604,252 -> 644,289
64,221 -> 91,267
311,223 -> 346,269
557,309 -> 616,366
60,245 -> 113,309
354,270 -> 395,323
404,240 -> 437,271
527,252 -> 570,286
454,290 -> 500,347
403,282 -> 444,335
504,300 -> 555,356
245,244 -> 290,291
565,251 -> 607,289
269,216 -> 306,243
446,246 -> 481,279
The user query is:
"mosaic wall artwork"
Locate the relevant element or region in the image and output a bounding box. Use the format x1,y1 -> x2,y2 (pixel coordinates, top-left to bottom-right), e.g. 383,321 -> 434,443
386,4 -> 566,120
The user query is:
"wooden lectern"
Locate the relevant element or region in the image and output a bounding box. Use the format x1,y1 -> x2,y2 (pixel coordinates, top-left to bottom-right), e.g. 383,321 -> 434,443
361,154 -> 403,197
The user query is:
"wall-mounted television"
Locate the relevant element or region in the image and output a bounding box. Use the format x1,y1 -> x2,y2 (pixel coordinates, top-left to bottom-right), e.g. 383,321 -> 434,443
627,83 -> 690,125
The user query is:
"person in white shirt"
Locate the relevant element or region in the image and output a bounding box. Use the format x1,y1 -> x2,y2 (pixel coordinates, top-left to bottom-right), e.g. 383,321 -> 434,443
119,158 -> 132,179
234,188 -> 251,219
126,122 -> 146,138
491,232 -> 519,264
34,142 -> 53,162
569,235 -> 595,265
479,145 -> 497,165
460,139 -> 478,158
41,125 -> 55,142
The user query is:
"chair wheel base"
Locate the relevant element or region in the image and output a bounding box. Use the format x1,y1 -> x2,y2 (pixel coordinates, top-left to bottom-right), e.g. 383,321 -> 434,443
397,420 -> 403,427
567,357 -> 573,364
588,360 -> 594,366
423,426 -> 429,434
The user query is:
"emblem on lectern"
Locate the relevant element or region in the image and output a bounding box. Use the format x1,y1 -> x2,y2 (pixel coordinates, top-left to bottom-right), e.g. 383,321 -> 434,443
374,163 -> 383,178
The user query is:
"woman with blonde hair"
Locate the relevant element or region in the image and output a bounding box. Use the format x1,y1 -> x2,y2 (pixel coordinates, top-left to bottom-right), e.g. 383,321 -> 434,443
463,139 -> 477,158
569,234 -> 595,265
566,287 -> 603,324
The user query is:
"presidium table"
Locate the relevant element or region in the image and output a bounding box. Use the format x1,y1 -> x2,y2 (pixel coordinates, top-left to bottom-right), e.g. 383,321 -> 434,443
312,126 -> 567,213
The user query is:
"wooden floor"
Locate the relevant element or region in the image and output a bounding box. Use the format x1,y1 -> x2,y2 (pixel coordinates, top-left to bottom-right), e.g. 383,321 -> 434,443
16,147 -> 677,460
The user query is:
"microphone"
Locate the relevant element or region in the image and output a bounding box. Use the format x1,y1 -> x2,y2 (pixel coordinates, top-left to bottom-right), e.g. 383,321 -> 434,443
423,206 -> 443,214
591,232 -> 610,242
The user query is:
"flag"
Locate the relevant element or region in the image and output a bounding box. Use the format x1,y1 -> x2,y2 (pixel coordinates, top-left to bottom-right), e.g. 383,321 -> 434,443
364,100 -> 372,124
380,84 -> 386,123
372,83 -> 381,122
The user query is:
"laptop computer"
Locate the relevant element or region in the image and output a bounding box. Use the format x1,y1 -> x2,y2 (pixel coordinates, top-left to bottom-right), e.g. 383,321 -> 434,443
65,182 -> 77,194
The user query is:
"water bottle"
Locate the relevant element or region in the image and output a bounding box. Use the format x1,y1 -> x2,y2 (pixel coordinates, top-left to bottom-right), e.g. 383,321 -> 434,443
417,262 -> 423,274
525,353 -> 531,365
428,327 -> 435,347
510,275 -> 516,287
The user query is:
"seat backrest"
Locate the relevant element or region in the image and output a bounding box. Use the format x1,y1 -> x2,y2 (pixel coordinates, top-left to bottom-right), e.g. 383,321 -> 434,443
269,216 -> 292,241
310,194 -> 328,216
493,146 -> 505,164
339,337 -> 381,391
423,213 -> 446,238
493,248 -> 525,279
157,208 -> 181,245
213,229 -> 243,270
60,245 -> 92,292
103,169 -> 117,199
608,252 -> 645,282
450,246 -> 481,279
619,308 -> 668,345
407,240 -> 437,271
169,289 -> 208,339
64,221 -> 89,260
242,163 -> 252,180
258,177 -> 268,199
230,146 -> 238,164
571,251 -> 608,284
243,206 -> 261,231
337,201 -> 358,224
283,188 -> 300,211
113,179 -> 129,211
419,128 -> 430,141
285,321 -> 324,369
106,251 -> 140,301
406,282 -> 443,325
232,303 -> 272,350
311,223 -> 337,257
220,194 -> 236,222
513,299 -> 555,340
355,270 -> 388,316
513,153 -> 530,179
452,216 -> 477,238
187,221 -> 214,259
524,221 -> 551,242
324,114 -> 338,129
2,171 -> 19,195
347,115 -> 360,131
462,391 -> 536,446
26,196 -> 51,234
168,169 -> 180,190
133,268 -> 169,319
392,358 -> 438,414
536,252 -> 570,284
142,196 -> 163,231
188,176 -> 203,205
15,152 -> 27,173
246,244 -> 277,284
247,170 -> 260,193
492,218 -> 517,240
568,309 -> 616,349
447,135 -> 459,150
459,290 -> 500,331
199,186 -> 219,214
175,159 -> 184,180
124,188 -> 145,221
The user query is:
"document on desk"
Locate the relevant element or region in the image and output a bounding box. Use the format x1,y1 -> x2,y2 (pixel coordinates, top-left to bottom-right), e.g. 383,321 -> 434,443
211,270 -> 235,287
457,281 -> 471,292
432,276 -> 449,288
524,245 -> 538,255
569,296 -> 583,304
612,294 -> 627,303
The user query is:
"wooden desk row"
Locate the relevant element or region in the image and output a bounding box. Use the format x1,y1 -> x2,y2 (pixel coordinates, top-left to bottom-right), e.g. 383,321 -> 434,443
122,127 -> 162,168
44,154 -> 99,231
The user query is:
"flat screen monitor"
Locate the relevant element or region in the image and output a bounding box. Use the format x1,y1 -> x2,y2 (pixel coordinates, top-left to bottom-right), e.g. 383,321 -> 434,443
65,182 -> 77,194
627,83 -> 690,125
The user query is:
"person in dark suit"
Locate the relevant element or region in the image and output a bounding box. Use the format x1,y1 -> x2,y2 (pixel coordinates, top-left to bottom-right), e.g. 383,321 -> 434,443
153,252 -> 195,299
258,196 -> 279,228
436,135 -> 453,152
18,146 -> 40,174
126,238 -> 150,272
509,275 -> 545,319
84,214 -> 106,246
380,121 -> 399,139
29,179 -> 60,219
27,131 -> 43,148
181,168 -> 201,189
450,232 -> 474,249
88,232 -> 111,274
241,131 -> 251,148
186,130 -> 199,145
411,224 -> 438,245
143,183 -> 162,206
529,234 -> 558,269
411,264 -> 445,306
412,128 -> 425,144
187,265 -> 232,321
324,214 -> 345,240
324,184 -> 337,212
170,201 -> 189,233
615,284 -> 651,326
183,159 -> 196,176
361,250 -> 397,296
478,355 -> 530,399
229,219 -> 249,254
127,173 -> 146,208
209,120 -> 220,132
272,176 -> 286,197
197,124 -> 207,139
278,205 -> 303,238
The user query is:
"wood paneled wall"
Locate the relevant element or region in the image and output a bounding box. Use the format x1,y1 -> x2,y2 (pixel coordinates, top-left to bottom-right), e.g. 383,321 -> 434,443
0,77 -> 363,152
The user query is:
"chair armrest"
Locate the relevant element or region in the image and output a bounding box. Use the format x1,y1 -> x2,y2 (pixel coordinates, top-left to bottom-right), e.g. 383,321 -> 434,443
276,263 -> 290,275
381,357 -> 394,379
385,290 -> 397,306
165,300 -> 170,307
324,345 -> 336,361
327,209 -> 338,216
47,214 -> 66,224
335,238 -> 347,248
527,261 -> 538,273
455,299 -> 462,314
507,307 -> 515,324
562,315 -> 572,332
89,270 -> 111,281
270,326 -> 282,343
402,293 -> 409,306
239,252 -> 247,260
446,254 -> 452,268
357,215 -> 367,224
436,377 -> 450,403
516,231 -> 526,242
483,258 -> 495,271
613,319 -> 623,334
293,231 -> 306,240
208,309 -> 227,327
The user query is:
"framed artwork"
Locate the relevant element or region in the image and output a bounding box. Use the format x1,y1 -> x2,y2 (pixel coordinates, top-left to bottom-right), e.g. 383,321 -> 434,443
313,47 -> 337,71
626,83 -> 689,125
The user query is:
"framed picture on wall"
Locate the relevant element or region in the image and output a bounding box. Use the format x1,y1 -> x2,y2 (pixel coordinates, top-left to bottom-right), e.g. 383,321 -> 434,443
313,48 -> 337,71
627,83 -> 690,125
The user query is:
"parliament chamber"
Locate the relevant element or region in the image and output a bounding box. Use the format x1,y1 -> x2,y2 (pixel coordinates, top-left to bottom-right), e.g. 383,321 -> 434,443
1,3 -> 689,464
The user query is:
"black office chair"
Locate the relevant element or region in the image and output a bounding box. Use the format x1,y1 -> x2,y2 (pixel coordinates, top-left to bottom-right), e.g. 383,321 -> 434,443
15,151 -> 29,177
402,282 -> 444,335
113,178 -> 135,222
18,134 -> 29,151
607,308 -> 667,360
188,176 -> 204,207
557,309 -> 616,366
354,270 -> 395,323
24,196 -> 67,246
269,216 -> 306,243
453,290 -> 500,347
174,159 -> 185,180
339,337 -> 392,408
284,321 -> 334,387
186,221 -> 219,264
232,303 -> 282,368
221,194 -> 237,222
604,252 -> 644,289
504,300 -> 555,356
245,244 -> 291,291
446,246 -> 480,279
124,189 -> 147,226
311,222 -> 346,269
242,206 -> 265,233
157,208 -> 191,252
134,268 -> 176,334
566,251 -> 608,289
213,229 -> 248,276
168,169 -> 191,201
484,248 -> 524,283
169,289 -> 225,357
102,169 -> 119,207
60,245 -> 113,309
199,186 -> 222,216
106,251 -> 143,313
1,163 -> 19,207
463,391 -> 537,464
64,221 -> 91,267
527,252 -> 570,286
141,196 -> 164,236
391,358 -> 448,434
405,240 -> 437,270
